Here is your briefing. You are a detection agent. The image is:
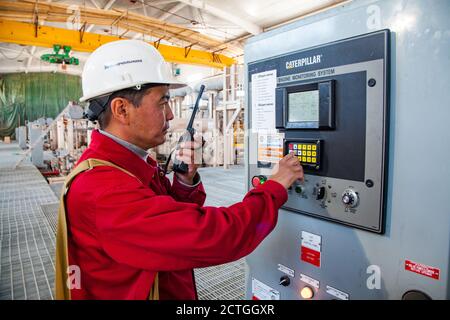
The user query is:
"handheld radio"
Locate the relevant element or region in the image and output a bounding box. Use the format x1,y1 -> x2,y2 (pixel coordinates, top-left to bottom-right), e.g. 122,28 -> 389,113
172,84 -> 205,174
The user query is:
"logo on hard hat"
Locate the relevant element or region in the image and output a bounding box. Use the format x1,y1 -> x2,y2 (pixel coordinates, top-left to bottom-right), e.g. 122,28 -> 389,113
104,59 -> 143,70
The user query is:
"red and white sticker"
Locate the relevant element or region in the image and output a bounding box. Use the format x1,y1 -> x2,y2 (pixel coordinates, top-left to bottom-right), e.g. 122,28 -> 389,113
300,231 -> 321,267
405,260 -> 440,280
251,278 -> 280,300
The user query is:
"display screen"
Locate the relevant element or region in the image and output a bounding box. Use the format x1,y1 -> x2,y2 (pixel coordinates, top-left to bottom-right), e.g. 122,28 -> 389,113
288,90 -> 319,122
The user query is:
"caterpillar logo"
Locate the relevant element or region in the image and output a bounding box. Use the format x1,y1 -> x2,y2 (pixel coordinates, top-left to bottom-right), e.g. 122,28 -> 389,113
286,55 -> 322,70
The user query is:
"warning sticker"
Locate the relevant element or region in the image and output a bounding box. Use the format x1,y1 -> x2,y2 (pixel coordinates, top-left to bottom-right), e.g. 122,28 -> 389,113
300,231 -> 322,267
405,260 -> 440,280
257,132 -> 284,163
251,278 -> 280,300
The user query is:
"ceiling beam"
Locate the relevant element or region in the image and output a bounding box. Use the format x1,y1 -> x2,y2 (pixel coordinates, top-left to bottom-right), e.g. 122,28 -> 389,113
141,0 -> 148,17
0,65 -> 82,76
0,45 -> 37,59
177,0 -> 262,35
86,0 -> 117,33
25,0 -> 54,73
158,2 -> 187,21
89,0 -> 101,9
25,46 -> 36,73
0,19 -> 235,68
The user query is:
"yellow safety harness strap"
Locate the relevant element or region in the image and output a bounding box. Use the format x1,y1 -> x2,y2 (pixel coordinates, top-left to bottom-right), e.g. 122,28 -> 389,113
55,158 -> 159,300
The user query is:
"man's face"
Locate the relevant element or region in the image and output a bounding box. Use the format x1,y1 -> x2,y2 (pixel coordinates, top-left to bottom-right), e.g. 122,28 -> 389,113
128,85 -> 174,150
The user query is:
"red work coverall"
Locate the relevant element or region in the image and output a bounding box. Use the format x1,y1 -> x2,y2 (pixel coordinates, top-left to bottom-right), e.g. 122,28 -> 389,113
66,130 -> 288,299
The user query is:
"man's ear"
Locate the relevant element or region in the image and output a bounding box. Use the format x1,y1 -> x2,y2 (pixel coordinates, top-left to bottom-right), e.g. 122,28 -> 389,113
109,97 -> 131,125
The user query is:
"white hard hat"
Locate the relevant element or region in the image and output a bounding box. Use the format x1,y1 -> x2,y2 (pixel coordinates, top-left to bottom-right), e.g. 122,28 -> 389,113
80,40 -> 185,102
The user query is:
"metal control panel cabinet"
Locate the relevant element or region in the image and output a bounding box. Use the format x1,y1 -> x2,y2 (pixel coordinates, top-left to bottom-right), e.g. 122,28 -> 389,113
245,0 -> 450,300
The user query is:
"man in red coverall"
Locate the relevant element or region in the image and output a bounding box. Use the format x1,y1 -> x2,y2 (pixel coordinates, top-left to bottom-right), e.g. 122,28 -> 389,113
65,40 -> 303,299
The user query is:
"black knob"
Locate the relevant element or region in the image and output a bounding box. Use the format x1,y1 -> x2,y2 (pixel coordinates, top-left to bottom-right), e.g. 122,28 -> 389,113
279,275 -> 290,287
402,290 -> 431,300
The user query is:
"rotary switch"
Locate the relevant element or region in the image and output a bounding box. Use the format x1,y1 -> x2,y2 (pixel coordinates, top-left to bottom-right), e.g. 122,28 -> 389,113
279,275 -> 290,287
342,189 -> 359,208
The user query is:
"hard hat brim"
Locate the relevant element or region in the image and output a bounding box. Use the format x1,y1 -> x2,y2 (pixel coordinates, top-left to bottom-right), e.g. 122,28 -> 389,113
80,80 -> 186,102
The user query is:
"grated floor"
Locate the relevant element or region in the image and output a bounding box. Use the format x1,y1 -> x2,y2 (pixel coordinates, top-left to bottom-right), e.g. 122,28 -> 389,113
194,166 -> 246,300
0,141 -> 247,300
0,142 -> 58,300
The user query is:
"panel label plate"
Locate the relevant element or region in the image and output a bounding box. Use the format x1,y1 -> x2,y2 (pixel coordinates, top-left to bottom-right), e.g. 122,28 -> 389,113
300,274 -> 320,289
277,264 -> 295,277
251,278 -> 280,300
326,285 -> 349,300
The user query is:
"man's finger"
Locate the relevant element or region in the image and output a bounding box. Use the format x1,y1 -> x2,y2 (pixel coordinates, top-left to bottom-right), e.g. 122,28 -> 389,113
178,148 -> 192,156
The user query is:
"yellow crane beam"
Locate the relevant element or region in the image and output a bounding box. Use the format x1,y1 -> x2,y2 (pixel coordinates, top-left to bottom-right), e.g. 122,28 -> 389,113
0,19 -> 235,69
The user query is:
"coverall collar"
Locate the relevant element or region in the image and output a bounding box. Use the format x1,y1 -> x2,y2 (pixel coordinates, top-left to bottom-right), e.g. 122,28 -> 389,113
98,129 -> 149,162
88,129 -> 158,185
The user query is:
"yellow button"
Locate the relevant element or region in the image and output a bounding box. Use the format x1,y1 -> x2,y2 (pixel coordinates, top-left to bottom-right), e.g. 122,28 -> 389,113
307,145 -> 311,150
307,157 -> 311,163
312,158 -> 317,163
312,151 -> 316,156
302,157 -> 307,162
300,286 -> 314,299
312,145 -> 317,151
307,151 -> 311,156
298,156 -> 301,160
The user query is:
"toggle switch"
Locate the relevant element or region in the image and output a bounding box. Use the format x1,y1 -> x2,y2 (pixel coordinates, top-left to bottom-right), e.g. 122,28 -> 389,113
279,275 -> 290,287
316,186 -> 326,200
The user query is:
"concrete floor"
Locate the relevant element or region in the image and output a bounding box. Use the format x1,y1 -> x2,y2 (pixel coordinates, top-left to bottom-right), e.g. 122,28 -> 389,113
0,141 -> 247,300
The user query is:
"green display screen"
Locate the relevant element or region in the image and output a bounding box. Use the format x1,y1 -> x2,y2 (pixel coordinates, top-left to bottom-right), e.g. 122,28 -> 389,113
288,90 -> 319,122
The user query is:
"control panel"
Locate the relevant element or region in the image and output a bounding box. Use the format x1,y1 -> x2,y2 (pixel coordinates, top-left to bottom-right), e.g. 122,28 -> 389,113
245,0 -> 450,301
248,30 -> 390,233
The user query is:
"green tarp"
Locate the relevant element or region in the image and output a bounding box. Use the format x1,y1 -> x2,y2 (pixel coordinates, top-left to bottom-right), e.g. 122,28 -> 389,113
0,73 -> 82,138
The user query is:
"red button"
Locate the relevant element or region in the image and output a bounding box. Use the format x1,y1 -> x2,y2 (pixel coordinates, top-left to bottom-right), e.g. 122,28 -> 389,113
252,176 -> 261,187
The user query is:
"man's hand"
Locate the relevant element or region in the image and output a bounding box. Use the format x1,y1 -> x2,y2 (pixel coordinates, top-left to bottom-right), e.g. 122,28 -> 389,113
174,133 -> 203,185
270,152 -> 304,189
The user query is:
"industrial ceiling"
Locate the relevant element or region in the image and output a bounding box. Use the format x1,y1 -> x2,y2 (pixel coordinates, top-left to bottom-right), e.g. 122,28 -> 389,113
0,0 -> 349,75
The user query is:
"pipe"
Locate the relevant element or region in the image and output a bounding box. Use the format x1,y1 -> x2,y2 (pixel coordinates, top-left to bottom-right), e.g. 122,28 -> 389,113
170,86 -> 193,97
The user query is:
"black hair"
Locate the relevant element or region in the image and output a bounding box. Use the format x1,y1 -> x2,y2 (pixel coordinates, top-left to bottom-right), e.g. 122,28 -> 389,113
86,83 -> 167,129
97,87 -> 150,129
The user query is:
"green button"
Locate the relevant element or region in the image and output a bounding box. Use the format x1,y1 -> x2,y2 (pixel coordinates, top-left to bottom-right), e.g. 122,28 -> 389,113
295,186 -> 303,194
